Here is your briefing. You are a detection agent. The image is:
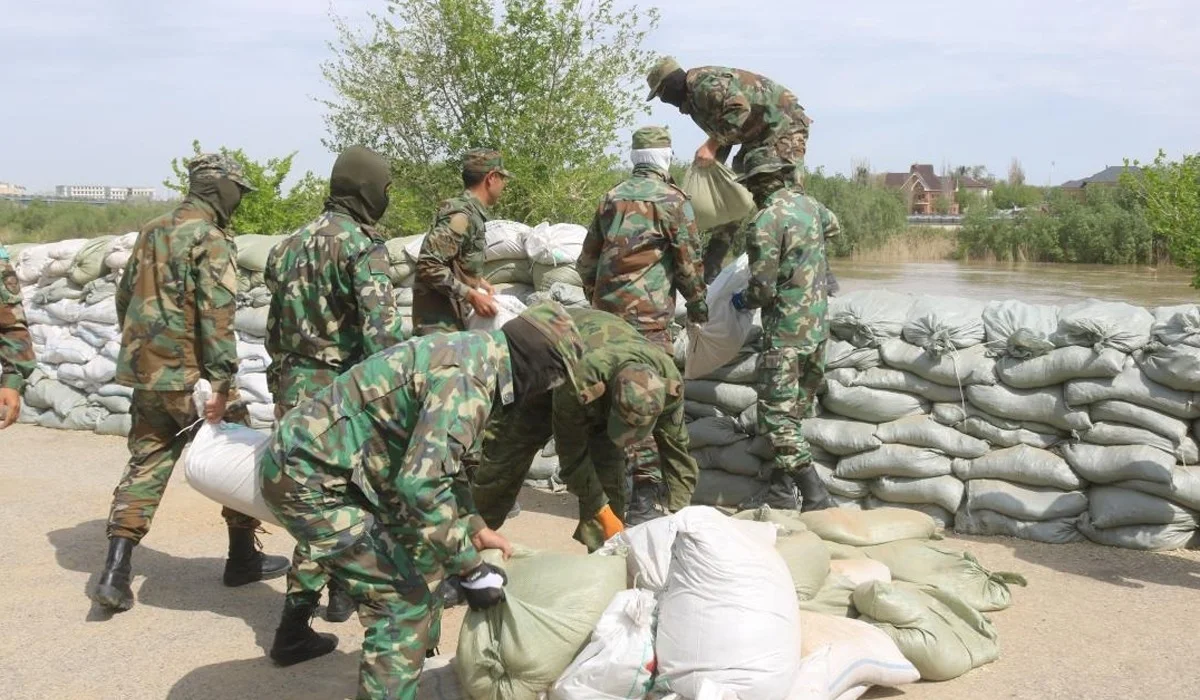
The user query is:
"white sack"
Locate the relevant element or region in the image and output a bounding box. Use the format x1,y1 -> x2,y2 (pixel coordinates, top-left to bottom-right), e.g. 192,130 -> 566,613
1053,300 -> 1154,353
982,299 -> 1059,346
466,294 -> 527,332
1151,304 -> 1200,347
549,590 -> 656,700
484,220 -> 533,261
829,291 -> 915,349
901,295 -> 986,354
685,254 -> 756,380
525,222 -> 587,266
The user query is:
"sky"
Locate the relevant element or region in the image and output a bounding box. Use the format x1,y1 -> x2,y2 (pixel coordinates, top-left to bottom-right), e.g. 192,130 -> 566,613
2,0 -> 1198,196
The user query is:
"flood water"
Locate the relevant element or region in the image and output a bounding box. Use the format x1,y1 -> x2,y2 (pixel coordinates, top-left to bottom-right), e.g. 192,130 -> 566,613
831,260 -> 1197,308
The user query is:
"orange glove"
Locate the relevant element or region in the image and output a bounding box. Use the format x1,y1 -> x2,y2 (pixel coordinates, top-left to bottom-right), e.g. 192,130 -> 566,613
596,504 -> 625,540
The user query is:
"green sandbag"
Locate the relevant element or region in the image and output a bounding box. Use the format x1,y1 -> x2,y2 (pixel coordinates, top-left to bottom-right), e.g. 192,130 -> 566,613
799,507 -> 940,547
235,234 -> 286,272
798,574 -> 859,618
734,507 -> 830,601
680,161 -> 755,231
456,548 -> 627,700
67,235 -> 116,286
530,263 -> 582,291
853,581 -> 1000,681
484,259 -> 534,285
861,539 -> 1026,612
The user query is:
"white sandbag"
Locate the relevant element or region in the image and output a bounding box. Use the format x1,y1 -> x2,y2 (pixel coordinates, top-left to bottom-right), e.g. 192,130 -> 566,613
822,381 -> 929,423
23,305 -> 64,327
484,220 -> 532,261
1061,443 -> 1175,485
1053,300 -> 1154,353
29,323 -> 73,347
794,612 -> 920,700
1138,343 -> 1200,392
91,394 -> 132,414
685,379 -> 759,415
836,444 -> 953,480
1088,486 -> 1198,529
1151,304 -> 1200,347
693,443 -> 764,478
38,404 -> 106,431
182,381 -> 280,525
76,320 -> 121,348
25,379 -> 88,416
56,363 -> 90,392
525,222 -> 587,266
392,286 -> 415,307
1066,360 -> 1200,419
879,340 -> 995,388
982,299 -> 1060,345
963,479 -> 1087,521
829,291 -> 915,349
954,508 -> 1083,544
41,337 -> 97,365
83,355 -> 117,387
1076,513 -> 1198,551
803,417 -> 881,456
875,416 -> 989,459
97,383 -> 134,398
954,444 -> 1082,490
825,340 -> 882,372
685,254 -> 755,380
466,294 -> 527,332
100,339 -> 121,362
965,383 -> 1092,433
869,475 -> 964,513
44,299 -> 85,324
1082,422 -> 1199,463
95,412 -> 132,437
16,244 -> 54,284
656,507 -> 800,700
526,454 -> 559,481
700,352 -> 759,384
549,590 -> 656,700
679,161 -> 755,231
78,297 -> 118,325
687,416 -> 748,449
814,463 -> 870,499
995,346 -> 1125,389
902,296 -> 986,354
848,367 -> 970,403
864,498 -> 955,529
237,340 -> 272,374
236,372 -> 272,404
690,469 -> 763,508
1116,466 -> 1200,511
234,306 -> 269,338
953,415 -> 1064,450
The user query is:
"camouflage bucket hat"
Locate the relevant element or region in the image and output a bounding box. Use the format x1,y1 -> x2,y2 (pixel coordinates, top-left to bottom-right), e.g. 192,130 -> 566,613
187,153 -> 256,191
631,126 -> 672,150
462,148 -> 512,178
645,56 -> 682,101
607,363 -> 666,447
515,301 -> 584,388
736,147 -> 794,183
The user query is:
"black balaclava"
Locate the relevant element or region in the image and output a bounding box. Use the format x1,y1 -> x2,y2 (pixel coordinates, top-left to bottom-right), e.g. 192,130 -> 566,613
190,177 -> 244,228
501,316 -> 567,406
657,68 -> 688,109
746,172 -> 791,208
327,146 -> 392,225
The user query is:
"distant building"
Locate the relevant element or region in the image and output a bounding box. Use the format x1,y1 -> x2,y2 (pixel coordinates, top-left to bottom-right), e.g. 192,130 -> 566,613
0,182 -> 26,196
1059,165 -> 1140,194
881,164 -> 990,215
55,185 -> 155,201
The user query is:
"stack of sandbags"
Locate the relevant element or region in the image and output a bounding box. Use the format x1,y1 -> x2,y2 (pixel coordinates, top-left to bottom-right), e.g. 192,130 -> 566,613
525,222 -> 586,292
231,235 -> 286,428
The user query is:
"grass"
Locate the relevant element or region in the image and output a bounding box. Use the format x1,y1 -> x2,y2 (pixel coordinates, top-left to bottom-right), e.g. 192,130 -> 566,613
845,226 -> 958,262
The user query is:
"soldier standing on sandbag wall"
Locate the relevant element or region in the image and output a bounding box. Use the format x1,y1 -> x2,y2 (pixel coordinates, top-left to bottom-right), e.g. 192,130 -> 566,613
473,308 -> 699,550
262,146 -> 408,665
90,154 -> 290,612
412,149 -> 512,336
577,126 -> 707,524
645,56 -> 812,177
730,148 -> 835,512
0,243 -> 36,429
259,302 -> 584,700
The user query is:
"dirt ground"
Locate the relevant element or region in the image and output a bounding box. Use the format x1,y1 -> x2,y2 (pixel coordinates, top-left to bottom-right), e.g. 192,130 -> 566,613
1,423 -> 1198,700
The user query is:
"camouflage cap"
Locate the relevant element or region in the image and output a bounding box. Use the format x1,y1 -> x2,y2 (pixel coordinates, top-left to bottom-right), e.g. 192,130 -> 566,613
516,301 -> 584,387
646,56 -> 682,101
607,363 -> 666,447
736,147 -> 795,183
631,126 -> 672,150
187,153 -> 255,191
462,148 -> 512,178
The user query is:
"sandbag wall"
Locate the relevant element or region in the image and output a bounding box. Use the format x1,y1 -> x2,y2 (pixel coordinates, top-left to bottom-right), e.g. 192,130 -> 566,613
682,290 -> 1200,551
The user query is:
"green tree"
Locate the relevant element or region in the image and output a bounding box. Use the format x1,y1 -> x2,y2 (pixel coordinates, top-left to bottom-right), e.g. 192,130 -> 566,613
1123,150 -> 1200,285
804,169 -> 908,256
321,0 -> 658,235
166,140 -> 327,235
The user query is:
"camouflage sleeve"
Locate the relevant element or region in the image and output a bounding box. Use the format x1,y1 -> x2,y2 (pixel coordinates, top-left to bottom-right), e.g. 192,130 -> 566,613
552,391 -> 610,520
394,365 -> 491,577
652,394 -> 699,512
416,210 -> 473,302
192,229 -> 240,394
692,72 -> 753,146
577,198 -> 608,301
743,210 -> 779,310
0,257 -> 35,392
115,242 -> 138,329
665,196 -> 707,306
352,242 -> 407,354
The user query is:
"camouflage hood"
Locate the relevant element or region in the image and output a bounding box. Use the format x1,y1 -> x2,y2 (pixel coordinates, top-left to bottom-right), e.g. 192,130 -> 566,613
501,301 -> 584,405
327,146 -> 392,226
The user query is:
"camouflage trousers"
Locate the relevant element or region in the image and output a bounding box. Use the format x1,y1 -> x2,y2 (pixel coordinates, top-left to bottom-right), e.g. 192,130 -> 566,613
107,389 -> 258,543
261,464 -> 437,700
755,345 -> 825,474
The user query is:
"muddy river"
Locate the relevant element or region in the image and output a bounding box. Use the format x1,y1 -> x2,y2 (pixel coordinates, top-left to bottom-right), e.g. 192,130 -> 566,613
831,260 -> 1196,308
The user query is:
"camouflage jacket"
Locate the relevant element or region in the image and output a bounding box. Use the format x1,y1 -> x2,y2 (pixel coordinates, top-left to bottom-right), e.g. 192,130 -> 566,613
554,309 -> 696,512
413,191 -> 491,334
264,208 -> 406,409
115,198 -> 239,393
684,66 -> 810,147
0,246 -> 36,392
262,330 -> 514,576
578,165 -> 706,334
740,185 -> 830,352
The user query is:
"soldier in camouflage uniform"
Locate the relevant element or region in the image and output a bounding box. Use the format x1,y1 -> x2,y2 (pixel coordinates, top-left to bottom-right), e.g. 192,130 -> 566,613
0,243 -> 36,429
263,146 -> 408,664
473,308 -> 698,550
90,154 -> 290,612
412,149 -> 511,336
646,56 -> 812,175
730,148 -> 835,512
577,126 -> 707,523
259,302 -> 583,700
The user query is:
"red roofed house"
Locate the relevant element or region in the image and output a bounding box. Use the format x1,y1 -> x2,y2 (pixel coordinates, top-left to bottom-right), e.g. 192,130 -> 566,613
882,164 -> 991,215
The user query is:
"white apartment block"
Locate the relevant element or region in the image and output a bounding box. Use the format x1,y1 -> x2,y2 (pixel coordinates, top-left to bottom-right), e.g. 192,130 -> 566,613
55,185 -> 155,201
0,182 -> 26,196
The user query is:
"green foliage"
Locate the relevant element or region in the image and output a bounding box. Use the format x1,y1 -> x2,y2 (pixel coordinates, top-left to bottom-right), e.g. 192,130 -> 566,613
1124,150 -> 1200,286
321,0 -> 657,235
933,193 -> 954,215
0,199 -> 166,244
804,169 -> 909,256
990,181 -> 1044,210
955,188 -> 987,214
166,140 -> 327,235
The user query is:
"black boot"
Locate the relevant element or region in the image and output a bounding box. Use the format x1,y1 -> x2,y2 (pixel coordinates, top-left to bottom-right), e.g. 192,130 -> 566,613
223,527 -> 290,587
324,582 -> 355,623
91,537 -> 136,611
793,467 -> 835,512
740,469 -> 799,511
625,481 -> 666,526
270,598 -> 338,666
